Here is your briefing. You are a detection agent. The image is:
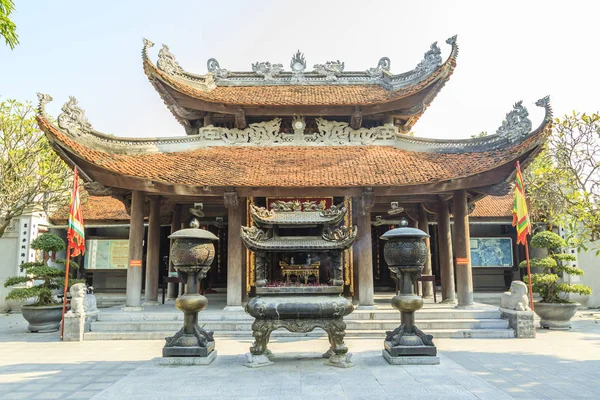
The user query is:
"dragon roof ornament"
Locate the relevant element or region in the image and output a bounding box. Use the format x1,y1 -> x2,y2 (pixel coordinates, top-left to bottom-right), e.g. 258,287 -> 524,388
495,101 -> 532,141
56,96 -> 94,137
313,60 -> 345,80
252,61 -> 284,80
207,58 -> 229,78
367,57 -> 391,77
157,44 -> 183,75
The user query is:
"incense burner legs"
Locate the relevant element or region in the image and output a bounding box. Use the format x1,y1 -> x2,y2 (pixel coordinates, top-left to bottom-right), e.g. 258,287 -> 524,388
162,266 -> 216,362
383,266 -> 438,364
245,295 -> 354,368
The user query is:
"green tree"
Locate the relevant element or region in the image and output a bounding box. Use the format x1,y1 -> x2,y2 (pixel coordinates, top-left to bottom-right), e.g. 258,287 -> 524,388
520,231 -> 591,303
0,0 -> 18,49
0,100 -> 72,237
525,112 -> 600,250
4,233 -> 81,306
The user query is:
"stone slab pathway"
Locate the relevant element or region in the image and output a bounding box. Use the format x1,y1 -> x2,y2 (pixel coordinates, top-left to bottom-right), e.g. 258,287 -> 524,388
1,311 -> 600,399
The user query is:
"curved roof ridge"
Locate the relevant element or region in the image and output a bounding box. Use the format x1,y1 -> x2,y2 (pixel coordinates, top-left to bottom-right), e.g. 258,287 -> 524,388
36,93 -> 551,156
141,36 -> 459,91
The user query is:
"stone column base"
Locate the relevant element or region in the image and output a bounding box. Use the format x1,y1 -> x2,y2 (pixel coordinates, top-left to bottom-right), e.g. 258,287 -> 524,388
500,308 -> 535,338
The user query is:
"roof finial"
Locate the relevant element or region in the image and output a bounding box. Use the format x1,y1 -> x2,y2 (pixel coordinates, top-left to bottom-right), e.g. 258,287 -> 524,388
36,93 -> 53,116
142,38 -> 155,61
535,95 -> 553,122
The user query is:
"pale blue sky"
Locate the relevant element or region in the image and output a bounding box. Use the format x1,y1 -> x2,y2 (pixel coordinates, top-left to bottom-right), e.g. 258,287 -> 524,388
2,0 -> 598,139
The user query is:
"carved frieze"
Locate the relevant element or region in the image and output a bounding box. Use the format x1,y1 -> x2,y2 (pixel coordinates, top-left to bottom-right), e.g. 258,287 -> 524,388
251,205 -> 274,218
83,182 -> 112,196
57,97 -> 93,137
320,204 -> 346,218
241,226 -> 271,241
322,225 -> 354,242
270,200 -> 301,212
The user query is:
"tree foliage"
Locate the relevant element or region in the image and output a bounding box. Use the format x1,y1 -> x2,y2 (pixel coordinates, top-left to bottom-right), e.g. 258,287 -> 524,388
0,0 -> 18,49
3,233 -> 82,306
525,112 -> 600,250
0,100 -> 72,238
519,230 -> 591,303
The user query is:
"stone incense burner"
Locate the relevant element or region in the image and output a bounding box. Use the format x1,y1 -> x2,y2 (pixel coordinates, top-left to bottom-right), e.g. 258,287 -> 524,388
162,220 -> 218,363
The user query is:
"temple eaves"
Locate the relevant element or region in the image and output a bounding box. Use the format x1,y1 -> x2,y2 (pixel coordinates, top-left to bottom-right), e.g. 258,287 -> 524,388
36,93 -> 552,155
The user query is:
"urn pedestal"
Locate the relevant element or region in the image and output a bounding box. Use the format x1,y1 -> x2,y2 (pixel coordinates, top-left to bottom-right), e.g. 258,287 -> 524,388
380,219 -> 439,365
160,222 -> 218,365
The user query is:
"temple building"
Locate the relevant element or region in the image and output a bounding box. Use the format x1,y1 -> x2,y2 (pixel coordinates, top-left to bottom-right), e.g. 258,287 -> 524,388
37,36 -> 552,310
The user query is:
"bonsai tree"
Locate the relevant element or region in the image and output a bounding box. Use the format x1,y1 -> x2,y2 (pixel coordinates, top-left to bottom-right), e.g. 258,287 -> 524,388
520,230 -> 592,303
4,233 -> 80,306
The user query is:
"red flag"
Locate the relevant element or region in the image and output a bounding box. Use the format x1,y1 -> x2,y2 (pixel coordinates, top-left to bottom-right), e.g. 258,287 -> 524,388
67,167 -> 85,257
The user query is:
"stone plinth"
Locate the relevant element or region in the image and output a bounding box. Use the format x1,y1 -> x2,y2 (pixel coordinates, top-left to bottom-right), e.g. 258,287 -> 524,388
154,351 -> 217,365
500,308 -> 535,338
382,350 -> 440,365
63,313 -> 85,341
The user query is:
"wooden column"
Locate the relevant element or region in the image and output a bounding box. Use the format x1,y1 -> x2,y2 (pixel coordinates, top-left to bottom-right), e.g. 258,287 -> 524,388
125,191 -> 145,308
224,191 -> 244,308
167,205 -> 181,300
418,204 -> 433,298
438,199 -> 456,303
144,197 -> 161,305
356,189 -> 375,307
453,190 -> 473,307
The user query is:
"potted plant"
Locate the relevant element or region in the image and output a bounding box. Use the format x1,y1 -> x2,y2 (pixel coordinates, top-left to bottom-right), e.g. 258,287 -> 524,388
4,233 -> 80,332
520,230 -> 592,329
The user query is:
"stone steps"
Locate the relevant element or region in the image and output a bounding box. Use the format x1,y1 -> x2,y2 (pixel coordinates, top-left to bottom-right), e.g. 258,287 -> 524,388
89,317 -> 508,333
94,308 -> 502,322
86,303 -> 514,341
84,327 -> 514,341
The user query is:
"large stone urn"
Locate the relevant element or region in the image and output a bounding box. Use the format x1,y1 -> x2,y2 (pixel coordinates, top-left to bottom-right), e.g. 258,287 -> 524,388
534,302 -> 580,330
161,220 -> 218,365
380,219 -> 439,365
21,305 -> 63,332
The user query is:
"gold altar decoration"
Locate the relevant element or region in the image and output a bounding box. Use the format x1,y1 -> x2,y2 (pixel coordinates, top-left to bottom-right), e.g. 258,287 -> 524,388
279,261 -> 320,284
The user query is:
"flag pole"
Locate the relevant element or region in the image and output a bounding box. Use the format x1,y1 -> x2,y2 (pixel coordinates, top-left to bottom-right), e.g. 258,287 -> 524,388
524,240 -> 534,311
60,245 -> 72,340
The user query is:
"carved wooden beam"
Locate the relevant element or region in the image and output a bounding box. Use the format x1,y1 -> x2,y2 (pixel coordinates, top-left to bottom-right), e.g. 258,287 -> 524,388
350,109 -> 363,130
471,182 -> 513,196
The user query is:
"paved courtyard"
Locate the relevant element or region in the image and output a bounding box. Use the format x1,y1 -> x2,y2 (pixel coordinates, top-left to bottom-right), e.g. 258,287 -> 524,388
1,311 -> 599,399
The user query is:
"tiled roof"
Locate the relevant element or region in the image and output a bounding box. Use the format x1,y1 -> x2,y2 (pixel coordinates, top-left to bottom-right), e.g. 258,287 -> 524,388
51,194 -> 129,223
471,193 -> 514,218
39,116 -> 544,189
146,61 -> 451,107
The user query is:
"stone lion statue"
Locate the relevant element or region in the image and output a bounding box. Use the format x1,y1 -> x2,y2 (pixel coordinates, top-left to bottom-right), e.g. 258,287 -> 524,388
501,281 -> 531,311
67,283 -> 87,315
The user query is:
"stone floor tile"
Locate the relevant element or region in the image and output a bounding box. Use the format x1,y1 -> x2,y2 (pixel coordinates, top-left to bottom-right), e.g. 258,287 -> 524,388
32,392 -> 68,399
81,382 -> 112,391
2,392 -> 37,399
